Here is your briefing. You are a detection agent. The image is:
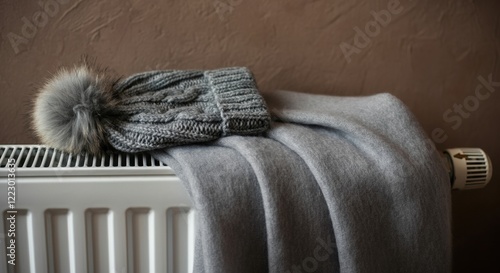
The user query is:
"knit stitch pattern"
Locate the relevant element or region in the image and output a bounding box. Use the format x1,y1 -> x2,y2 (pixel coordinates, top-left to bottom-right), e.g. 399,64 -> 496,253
106,67 -> 271,153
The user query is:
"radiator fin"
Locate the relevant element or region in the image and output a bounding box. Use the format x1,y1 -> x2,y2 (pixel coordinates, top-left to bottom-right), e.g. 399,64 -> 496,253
167,207 -> 194,273
86,208 -> 110,273
126,208 -> 152,273
45,209 -> 71,273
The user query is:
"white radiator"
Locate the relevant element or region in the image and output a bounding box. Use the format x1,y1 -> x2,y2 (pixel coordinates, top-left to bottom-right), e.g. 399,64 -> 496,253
0,144 -> 493,273
0,145 -> 195,273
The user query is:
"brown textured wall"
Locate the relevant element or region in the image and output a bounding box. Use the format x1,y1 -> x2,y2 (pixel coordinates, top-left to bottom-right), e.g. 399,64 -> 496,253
1,0 -> 499,271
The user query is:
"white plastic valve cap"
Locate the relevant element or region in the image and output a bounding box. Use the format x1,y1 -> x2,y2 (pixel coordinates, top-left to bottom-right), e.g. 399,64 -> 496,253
444,148 -> 493,190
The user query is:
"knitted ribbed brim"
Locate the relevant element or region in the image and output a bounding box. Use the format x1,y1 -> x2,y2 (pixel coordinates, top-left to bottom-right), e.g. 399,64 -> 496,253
205,67 -> 271,136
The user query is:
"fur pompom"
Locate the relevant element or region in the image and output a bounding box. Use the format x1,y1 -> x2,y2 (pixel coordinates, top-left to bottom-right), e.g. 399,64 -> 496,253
32,64 -> 117,155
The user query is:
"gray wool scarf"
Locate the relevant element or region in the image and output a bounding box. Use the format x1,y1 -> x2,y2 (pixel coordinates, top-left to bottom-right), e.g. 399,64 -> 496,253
152,90 -> 452,273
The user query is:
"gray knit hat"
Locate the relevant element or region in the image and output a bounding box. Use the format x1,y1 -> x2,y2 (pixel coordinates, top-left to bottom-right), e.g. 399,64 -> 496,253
32,65 -> 271,155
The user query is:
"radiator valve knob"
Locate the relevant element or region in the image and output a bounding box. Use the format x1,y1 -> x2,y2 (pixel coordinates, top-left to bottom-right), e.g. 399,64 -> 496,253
442,148 -> 493,190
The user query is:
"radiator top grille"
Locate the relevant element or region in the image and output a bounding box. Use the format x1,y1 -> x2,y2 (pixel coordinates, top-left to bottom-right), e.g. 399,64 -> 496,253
0,145 -> 173,176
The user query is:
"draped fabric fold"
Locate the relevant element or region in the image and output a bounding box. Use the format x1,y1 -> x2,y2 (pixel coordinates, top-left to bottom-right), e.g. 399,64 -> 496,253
152,90 -> 452,273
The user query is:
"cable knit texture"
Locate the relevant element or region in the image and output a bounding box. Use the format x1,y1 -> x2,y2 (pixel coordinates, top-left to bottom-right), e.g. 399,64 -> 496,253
106,67 -> 271,153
